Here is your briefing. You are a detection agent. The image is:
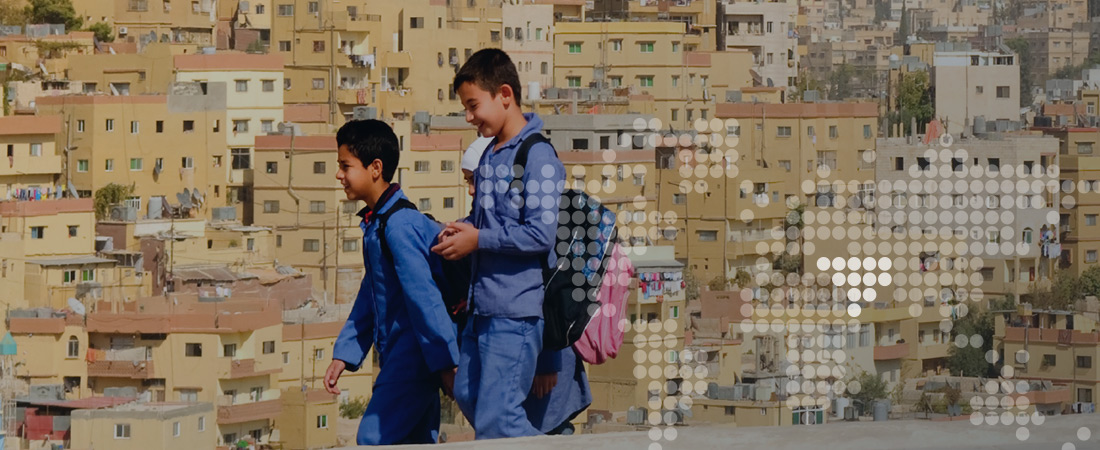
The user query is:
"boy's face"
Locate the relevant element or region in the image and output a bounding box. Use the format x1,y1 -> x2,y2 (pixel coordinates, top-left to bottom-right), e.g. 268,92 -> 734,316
458,81 -> 509,139
336,145 -> 378,202
463,169 -> 475,196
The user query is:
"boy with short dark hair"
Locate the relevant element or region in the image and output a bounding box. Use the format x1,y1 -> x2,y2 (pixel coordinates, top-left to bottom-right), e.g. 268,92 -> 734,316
325,119 -> 459,445
431,48 -> 565,439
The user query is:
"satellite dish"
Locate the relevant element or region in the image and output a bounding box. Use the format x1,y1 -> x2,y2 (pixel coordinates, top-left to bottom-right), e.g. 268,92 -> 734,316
67,298 -> 86,315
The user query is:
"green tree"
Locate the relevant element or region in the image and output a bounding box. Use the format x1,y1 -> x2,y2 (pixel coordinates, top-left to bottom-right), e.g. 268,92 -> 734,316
1004,37 -> 1034,107
707,275 -> 728,291
946,305 -> 995,377
732,269 -> 752,288
826,63 -> 857,100
846,370 -> 889,415
0,0 -> 28,25
93,183 -> 134,220
891,70 -> 934,136
684,269 -> 701,302
85,21 -> 112,42
1081,266 -> 1100,298
873,0 -> 891,24
24,0 -> 81,30
339,396 -> 368,419
896,3 -> 910,44
773,252 -> 802,275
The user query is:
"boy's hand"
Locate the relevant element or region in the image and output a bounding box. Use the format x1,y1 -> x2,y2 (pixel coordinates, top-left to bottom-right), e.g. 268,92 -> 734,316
531,373 -> 558,399
439,367 -> 457,399
323,360 -> 346,395
431,222 -> 479,260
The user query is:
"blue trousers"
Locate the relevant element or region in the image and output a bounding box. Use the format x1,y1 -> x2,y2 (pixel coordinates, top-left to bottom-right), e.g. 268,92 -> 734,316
356,380 -> 440,445
454,315 -> 544,439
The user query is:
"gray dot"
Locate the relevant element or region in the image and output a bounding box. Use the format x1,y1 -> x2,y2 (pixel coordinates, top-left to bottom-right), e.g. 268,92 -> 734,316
541,179 -> 555,193
526,180 -> 541,194
572,211 -> 586,225
541,210 -> 556,224
495,180 -> 508,194
479,196 -> 494,209
527,195 -> 541,209
541,164 -> 555,178
495,164 -> 510,178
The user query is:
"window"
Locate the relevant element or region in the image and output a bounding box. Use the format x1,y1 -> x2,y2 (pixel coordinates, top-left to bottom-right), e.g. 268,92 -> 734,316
314,348 -> 324,360
68,225 -> 78,237
233,120 -> 249,133
256,3 -> 264,13
419,198 -> 431,211
313,161 -> 326,174
639,76 -> 654,87
181,157 -> 193,169
1089,250 -> 1098,263
777,126 -> 792,137
672,42 -> 680,52
312,40 -> 325,53
223,344 -> 237,357
639,42 -> 654,53
262,340 -> 275,354
130,158 -> 143,171
114,424 -> 131,439
235,79 -> 248,92
224,433 -> 238,446
278,40 -> 291,51
572,139 -> 589,150
277,4 -> 293,15
29,143 -> 42,157
183,120 -> 194,132
697,230 -> 718,241
263,200 -> 280,214
567,42 -> 582,54
67,336 -> 79,358
672,75 -> 679,87
863,124 -> 872,139
185,343 -> 202,357
63,269 -> 76,282
1088,215 -> 1098,226
177,388 -> 199,402
80,269 -> 94,282
103,158 -> 114,172
1078,356 -> 1093,369
77,159 -> 89,172
173,421 -> 180,437
670,306 -> 679,318
443,197 -> 455,209
610,76 -> 622,87
829,125 -> 838,139
1079,143 -> 1094,154
1042,354 -> 1057,367
342,239 -> 358,252
317,414 -> 329,428
996,86 -> 1010,98
312,78 -> 325,90
440,160 -> 455,173
541,62 -> 548,75
673,193 -> 686,205
231,149 -> 250,169
266,162 -> 278,174
76,119 -> 85,132
261,120 -> 274,133
307,1 -> 318,13
282,352 -> 289,364
106,118 -> 114,131
410,16 -> 424,28
778,160 -> 792,172
304,239 -> 320,252
987,158 -> 1000,172
917,157 -> 930,171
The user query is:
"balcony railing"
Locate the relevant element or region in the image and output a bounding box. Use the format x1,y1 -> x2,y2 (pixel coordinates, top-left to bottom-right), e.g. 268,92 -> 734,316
87,360 -> 154,379
217,397 -> 282,424
873,343 -> 909,360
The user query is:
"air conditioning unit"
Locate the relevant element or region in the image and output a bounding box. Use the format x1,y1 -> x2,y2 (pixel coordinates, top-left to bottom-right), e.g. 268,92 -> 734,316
119,26 -> 128,35
212,206 -> 237,222
109,206 -> 138,222
353,106 -> 377,120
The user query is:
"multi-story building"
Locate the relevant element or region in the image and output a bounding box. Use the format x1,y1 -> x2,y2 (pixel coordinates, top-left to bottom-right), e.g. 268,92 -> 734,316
931,47 -> 1020,135
875,136 -> 1062,303
276,388 -> 339,449
502,1 -> 556,91
1018,0 -> 1089,31
270,0 -> 478,124
110,0 -> 218,49
1012,27 -> 1091,80
657,102 -> 878,283
70,402 -> 217,450
0,116 -> 63,199
554,21 -> 753,129
36,89 -> 229,220
8,298 -> 286,447
995,307 -> 1097,413
1035,126 -> 1100,275
175,52 -> 286,222
0,32 -> 96,79
718,0 -> 800,88
67,44 -> 178,96
404,134 -> 467,223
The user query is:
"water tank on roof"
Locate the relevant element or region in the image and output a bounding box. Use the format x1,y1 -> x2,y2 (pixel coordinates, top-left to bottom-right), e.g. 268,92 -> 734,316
528,81 -> 541,100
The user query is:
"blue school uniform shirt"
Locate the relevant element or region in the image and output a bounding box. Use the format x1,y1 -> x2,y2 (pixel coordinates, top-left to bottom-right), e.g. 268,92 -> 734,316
469,113 -> 566,319
333,185 -> 460,383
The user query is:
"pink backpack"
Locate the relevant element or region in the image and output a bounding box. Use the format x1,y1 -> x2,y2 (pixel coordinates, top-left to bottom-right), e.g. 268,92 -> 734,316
572,242 -> 634,365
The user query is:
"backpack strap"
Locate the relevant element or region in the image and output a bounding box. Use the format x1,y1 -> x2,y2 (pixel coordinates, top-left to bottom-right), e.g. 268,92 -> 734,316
375,198 -> 418,262
510,133 -> 554,223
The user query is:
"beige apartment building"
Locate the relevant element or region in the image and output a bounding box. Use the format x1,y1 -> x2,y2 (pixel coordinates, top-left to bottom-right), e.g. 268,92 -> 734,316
70,403 -> 217,450
1017,0 -> 1089,31
554,21 -> 753,129
931,48 -> 1020,135
0,116 -> 63,198
502,1 -> 557,91
996,307 -> 1098,413
8,299 -> 286,447
175,52 -> 286,221
36,91 -> 228,220
626,0 -> 716,51
405,134 -> 468,223
656,102 -> 878,283
1036,127 -> 1100,276
719,0 -> 800,88
66,43 -> 180,96
270,0 -> 478,124
1012,28 -> 1091,80
109,0 -> 218,49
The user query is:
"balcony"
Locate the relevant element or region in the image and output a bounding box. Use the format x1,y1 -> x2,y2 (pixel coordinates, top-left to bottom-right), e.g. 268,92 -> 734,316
87,360 -> 154,379
1003,327 -> 1100,345
916,343 -> 951,360
217,398 -> 282,424
1016,388 -> 1072,406
0,153 -> 62,177
218,358 -> 279,380
873,343 -> 910,361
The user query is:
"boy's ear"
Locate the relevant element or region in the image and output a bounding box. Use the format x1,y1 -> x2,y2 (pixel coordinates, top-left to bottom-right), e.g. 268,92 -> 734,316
499,84 -> 514,108
369,159 -> 384,180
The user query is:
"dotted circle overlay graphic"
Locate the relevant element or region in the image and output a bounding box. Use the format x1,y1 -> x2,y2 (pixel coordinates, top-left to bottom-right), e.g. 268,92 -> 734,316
603,119 -> 1092,446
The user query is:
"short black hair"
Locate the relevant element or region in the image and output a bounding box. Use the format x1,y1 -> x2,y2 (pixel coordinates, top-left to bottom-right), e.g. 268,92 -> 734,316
336,119 -> 400,182
452,48 -> 522,102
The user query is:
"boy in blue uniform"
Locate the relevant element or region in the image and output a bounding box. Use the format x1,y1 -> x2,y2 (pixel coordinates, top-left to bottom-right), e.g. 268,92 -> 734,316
432,48 -> 566,439
324,119 -> 459,445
